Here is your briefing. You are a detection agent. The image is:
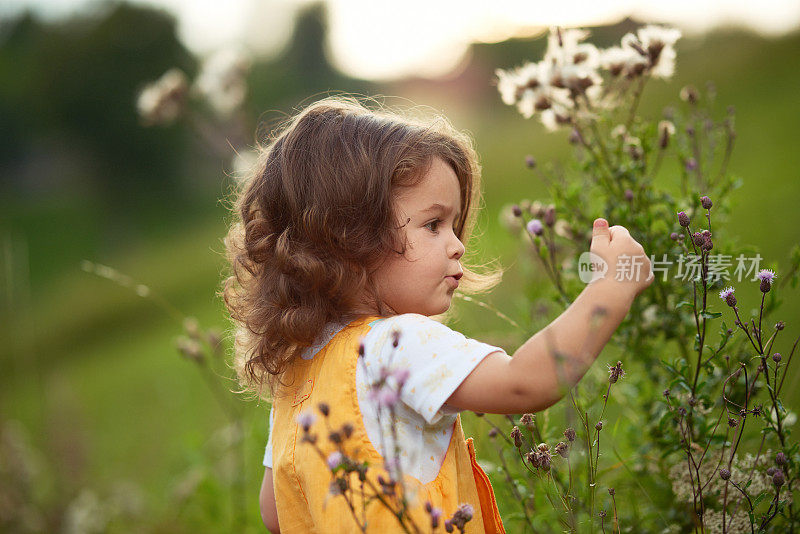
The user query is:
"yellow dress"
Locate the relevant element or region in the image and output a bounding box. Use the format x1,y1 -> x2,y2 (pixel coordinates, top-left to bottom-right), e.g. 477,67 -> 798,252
271,315 -> 506,533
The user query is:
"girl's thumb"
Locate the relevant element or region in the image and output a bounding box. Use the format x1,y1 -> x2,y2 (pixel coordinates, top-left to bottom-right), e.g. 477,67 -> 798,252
592,218 -> 610,242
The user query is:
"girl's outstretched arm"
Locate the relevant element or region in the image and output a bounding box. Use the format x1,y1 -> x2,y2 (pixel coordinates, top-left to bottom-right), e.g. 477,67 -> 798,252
260,467 -> 281,533
446,220 -> 653,415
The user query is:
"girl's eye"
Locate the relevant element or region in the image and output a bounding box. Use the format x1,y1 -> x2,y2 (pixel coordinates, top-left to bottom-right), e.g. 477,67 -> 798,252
425,219 -> 441,232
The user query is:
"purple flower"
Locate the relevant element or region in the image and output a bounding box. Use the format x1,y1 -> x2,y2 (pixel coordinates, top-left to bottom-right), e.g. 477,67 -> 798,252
564,427 -> 576,442
773,470 -> 786,487
757,269 -> 777,293
608,361 -> 625,384
527,218 -> 544,236
392,368 -> 411,387
700,196 -> 713,209
376,387 -> 399,408
456,503 -> 474,521
429,506 -> 442,528
296,410 -> 317,432
719,468 -> 731,480
719,286 -> 737,307
776,452 -> 788,466
685,157 -> 698,171
677,211 -> 690,227
327,451 -> 343,470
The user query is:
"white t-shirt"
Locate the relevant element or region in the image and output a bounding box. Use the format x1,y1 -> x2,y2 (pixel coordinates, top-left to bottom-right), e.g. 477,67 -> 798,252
262,313 -> 505,484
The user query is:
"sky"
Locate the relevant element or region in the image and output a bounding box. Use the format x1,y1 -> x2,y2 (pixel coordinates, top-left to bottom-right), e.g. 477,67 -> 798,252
3,0 -> 800,81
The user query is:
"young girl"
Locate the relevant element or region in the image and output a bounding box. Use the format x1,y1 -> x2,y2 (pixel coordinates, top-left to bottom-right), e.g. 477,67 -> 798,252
222,96 -> 654,533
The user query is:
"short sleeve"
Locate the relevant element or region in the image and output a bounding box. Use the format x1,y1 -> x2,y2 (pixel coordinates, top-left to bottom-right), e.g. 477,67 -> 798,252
263,404 -> 274,468
361,313 -> 506,425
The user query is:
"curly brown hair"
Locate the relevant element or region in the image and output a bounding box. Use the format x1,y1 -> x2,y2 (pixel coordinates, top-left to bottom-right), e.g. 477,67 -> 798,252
221,95 -> 501,401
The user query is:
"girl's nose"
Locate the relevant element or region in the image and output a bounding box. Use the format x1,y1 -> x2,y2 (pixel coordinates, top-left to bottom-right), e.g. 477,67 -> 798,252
449,234 -> 465,260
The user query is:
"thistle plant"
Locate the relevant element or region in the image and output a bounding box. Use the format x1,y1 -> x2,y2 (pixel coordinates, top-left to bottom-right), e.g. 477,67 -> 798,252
490,24 -> 800,532
295,331 -> 475,534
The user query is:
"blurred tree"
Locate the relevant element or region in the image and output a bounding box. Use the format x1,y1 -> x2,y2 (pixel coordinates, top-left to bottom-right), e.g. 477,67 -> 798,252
0,3 -> 195,208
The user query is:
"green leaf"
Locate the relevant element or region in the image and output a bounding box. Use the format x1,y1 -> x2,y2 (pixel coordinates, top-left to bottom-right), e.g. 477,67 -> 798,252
676,301 -> 693,310
700,311 -> 722,319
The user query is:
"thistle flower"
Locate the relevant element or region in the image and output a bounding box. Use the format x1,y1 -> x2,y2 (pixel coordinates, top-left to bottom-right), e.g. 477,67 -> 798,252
776,321 -> 785,331
624,189 -> 634,201
595,421 -> 603,431
608,361 -> 625,383
670,232 -> 680,241
555,441 -> 569,458
193,48 -> 250,117
719,468 -> 731,480
520,413 -> 535,427
680,85 -> 698,104
510,426 -> 523,448
776,452 -> 787,466
296,410 -> 317,432
773,470 -> 785,487
512,205 -> 522,217
757,269 -> 777,293
564,427 -> 576,442
599,45 -> 647,78
176,336 -> 204,363
327,451 -> 343,470
136,68 -> 188,126
700,196 -> 713,209
658,120 -> 675,148
677,211 -> 690,227
685,158 -> 698,171
392,368 -> 410,387
608,487 -> 615,496
428,506 -> 442,528
773,353 -> 782,363
621,25 -> 681,78
719,286 -> 737,307
527,219 -> 544,236
376,387 -> 399,408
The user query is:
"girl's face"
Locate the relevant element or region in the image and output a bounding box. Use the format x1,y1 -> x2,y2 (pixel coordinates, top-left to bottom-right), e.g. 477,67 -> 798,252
370,157 -> 466,316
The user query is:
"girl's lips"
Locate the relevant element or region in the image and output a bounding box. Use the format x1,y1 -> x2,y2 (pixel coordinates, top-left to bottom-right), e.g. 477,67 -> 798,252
445,275 -> 460,289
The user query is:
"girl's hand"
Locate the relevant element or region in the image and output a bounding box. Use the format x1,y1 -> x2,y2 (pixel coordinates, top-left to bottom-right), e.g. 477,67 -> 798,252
589,218 -> 654,299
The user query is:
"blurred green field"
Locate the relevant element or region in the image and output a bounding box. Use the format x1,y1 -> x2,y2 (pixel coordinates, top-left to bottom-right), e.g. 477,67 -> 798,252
2,12 -> 800,531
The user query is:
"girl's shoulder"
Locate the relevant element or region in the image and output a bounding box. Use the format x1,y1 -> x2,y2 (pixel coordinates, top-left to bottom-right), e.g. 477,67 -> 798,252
365,313 -> 474,353
368,313 -> 457,339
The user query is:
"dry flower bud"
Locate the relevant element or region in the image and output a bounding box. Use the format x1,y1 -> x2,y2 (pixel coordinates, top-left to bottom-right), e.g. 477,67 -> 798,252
510,426 -> 523,448
564,427 -> 576,442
